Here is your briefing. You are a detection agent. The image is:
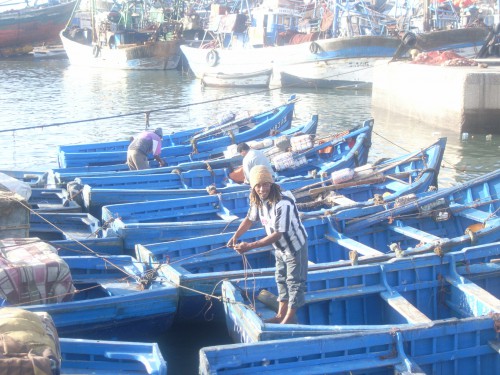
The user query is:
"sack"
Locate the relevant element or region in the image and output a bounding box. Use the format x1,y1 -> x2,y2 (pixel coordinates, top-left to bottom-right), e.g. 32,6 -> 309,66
331,168 -> 355,184
0,238 -> 75,305
229,166 -> 245,183
0,308 -> 61,375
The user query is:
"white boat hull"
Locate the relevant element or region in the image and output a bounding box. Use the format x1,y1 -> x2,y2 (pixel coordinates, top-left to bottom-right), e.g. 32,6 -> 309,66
201,69 -> 272,87
60,31 -> 181,70
181,28 -> 489,87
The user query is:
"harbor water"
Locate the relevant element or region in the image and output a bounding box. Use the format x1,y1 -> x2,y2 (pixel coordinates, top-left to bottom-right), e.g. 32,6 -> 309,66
0,57 -> 499,374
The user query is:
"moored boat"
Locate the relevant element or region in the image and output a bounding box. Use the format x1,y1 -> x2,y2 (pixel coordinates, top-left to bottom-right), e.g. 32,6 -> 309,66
221,241 -> 500,343
61,338 -> 167,375
200,314 -> 498,374
0,238 -> 178,338
60,0 -> 181,70
57,95 -> 298,168
135,168 -> 499,320
0,1 -> 77,57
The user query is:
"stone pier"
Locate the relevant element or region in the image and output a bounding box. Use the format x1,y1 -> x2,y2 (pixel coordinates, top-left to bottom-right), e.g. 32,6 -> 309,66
371,61 -> 500,134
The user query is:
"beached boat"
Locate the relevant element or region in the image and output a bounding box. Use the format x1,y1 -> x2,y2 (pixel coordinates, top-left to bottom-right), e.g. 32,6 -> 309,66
59,338 -> 167,375
222,241 -> 500,343
61,338 -> 167,375
136,169 -> 499,320
200,315 -> 498,374
53,114 -> 318,185
0,1 -> 76,57
0,238 -> 178,338
57,95 -> 298,168
60,0 -> 181,70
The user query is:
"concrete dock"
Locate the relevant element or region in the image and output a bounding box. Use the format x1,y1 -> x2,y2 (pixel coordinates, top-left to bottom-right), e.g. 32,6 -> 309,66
371,61 -> 500,134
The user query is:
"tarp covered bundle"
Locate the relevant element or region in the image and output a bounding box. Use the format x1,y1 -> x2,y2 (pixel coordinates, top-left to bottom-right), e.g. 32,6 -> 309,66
0,239 -> 75,306
0,191 -> 30,239
0,308 -> 61,375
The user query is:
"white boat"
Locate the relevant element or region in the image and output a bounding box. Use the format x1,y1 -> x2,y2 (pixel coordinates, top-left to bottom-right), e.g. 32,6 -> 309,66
201,68 -> 273,87
31,44 -> 67,59
60,0 -> 181,70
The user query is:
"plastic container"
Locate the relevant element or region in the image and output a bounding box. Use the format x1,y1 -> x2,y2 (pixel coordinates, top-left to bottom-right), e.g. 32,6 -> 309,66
290,134 -> 313,152
331,168 -> 355,184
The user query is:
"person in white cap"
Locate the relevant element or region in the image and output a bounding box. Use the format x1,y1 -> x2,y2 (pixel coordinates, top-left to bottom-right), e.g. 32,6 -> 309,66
227,165 -> 308,324
127,128 -> 166,170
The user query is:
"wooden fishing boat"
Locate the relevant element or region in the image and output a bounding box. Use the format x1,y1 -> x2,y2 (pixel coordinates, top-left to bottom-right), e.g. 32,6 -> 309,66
98,124 -> 373,247
31,44 -> 67,59
57,95 -> 298,168
0,238 -> 178,338
199,315 -> 498,374
76,120 -> 370,191
221,241 -> 500,343
135,169 -> 499,320
61,338 -> 167,375
60,0 -> 181,70
29,212 -> 100,241
0,1 -> 77,57
200,68 -> 273,88
53,114 -> 318,185
29,188 -> 81,213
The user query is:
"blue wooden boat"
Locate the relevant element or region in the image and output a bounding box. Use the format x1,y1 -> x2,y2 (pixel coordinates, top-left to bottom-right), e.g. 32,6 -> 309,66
51,237 -> 128,257
82,138 -> 446,217
69,120 -> 372,193
9,253 -> 179,339
57,95 -> 298,168
61,338 -> 167,375
221,242 -> 500,343
199,316 -> 498,375
135,169 -> 500,321
53,114 -> 319,185
29,188 -> 81,213
30,212 -> 101,241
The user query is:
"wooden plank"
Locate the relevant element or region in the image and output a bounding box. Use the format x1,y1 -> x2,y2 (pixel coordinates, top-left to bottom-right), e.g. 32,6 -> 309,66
388,224 -> 442,243
326,235 -> 385,257
380,290 -> 432,324
329,194 -> 356,206
449,203 -> 492,222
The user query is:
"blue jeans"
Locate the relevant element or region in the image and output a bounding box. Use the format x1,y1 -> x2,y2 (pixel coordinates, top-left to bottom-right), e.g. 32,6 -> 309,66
274,242 -> 308,309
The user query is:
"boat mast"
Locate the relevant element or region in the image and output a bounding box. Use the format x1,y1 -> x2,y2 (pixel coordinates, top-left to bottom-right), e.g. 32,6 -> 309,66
423,0 -> 431,31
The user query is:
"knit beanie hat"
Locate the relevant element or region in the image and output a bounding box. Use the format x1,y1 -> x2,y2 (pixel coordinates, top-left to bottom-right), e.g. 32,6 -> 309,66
249,165 -> 274,188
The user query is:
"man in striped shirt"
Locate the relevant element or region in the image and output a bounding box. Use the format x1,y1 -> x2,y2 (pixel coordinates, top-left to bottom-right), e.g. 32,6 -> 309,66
227,165 -> 308,324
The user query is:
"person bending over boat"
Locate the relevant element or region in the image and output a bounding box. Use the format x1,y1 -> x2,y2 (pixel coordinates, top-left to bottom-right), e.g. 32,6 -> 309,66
227,165 -> 308,324
127,128 -> 166,170
237,142 -> 274,184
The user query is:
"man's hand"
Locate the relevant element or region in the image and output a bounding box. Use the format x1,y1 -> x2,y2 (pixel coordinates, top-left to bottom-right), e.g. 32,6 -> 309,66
233,242 -> 252,254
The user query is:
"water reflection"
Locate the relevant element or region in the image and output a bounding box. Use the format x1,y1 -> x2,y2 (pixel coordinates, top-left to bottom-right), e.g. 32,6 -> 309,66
0,59 -> 497,183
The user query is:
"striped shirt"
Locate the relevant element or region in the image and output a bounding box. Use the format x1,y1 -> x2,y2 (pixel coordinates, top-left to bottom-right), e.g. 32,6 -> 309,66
247,191 -> 307,253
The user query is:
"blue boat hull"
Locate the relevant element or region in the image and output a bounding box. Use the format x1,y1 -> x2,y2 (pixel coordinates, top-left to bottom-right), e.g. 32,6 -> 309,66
222,242 -> 500,343
57,96 -> 297,167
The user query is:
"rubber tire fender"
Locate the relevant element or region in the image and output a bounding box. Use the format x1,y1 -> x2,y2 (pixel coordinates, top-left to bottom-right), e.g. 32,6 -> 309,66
206,49 -> 219,67
402,32 -> 417,48
93,45 -> 101,58
309,41 -> 320,54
